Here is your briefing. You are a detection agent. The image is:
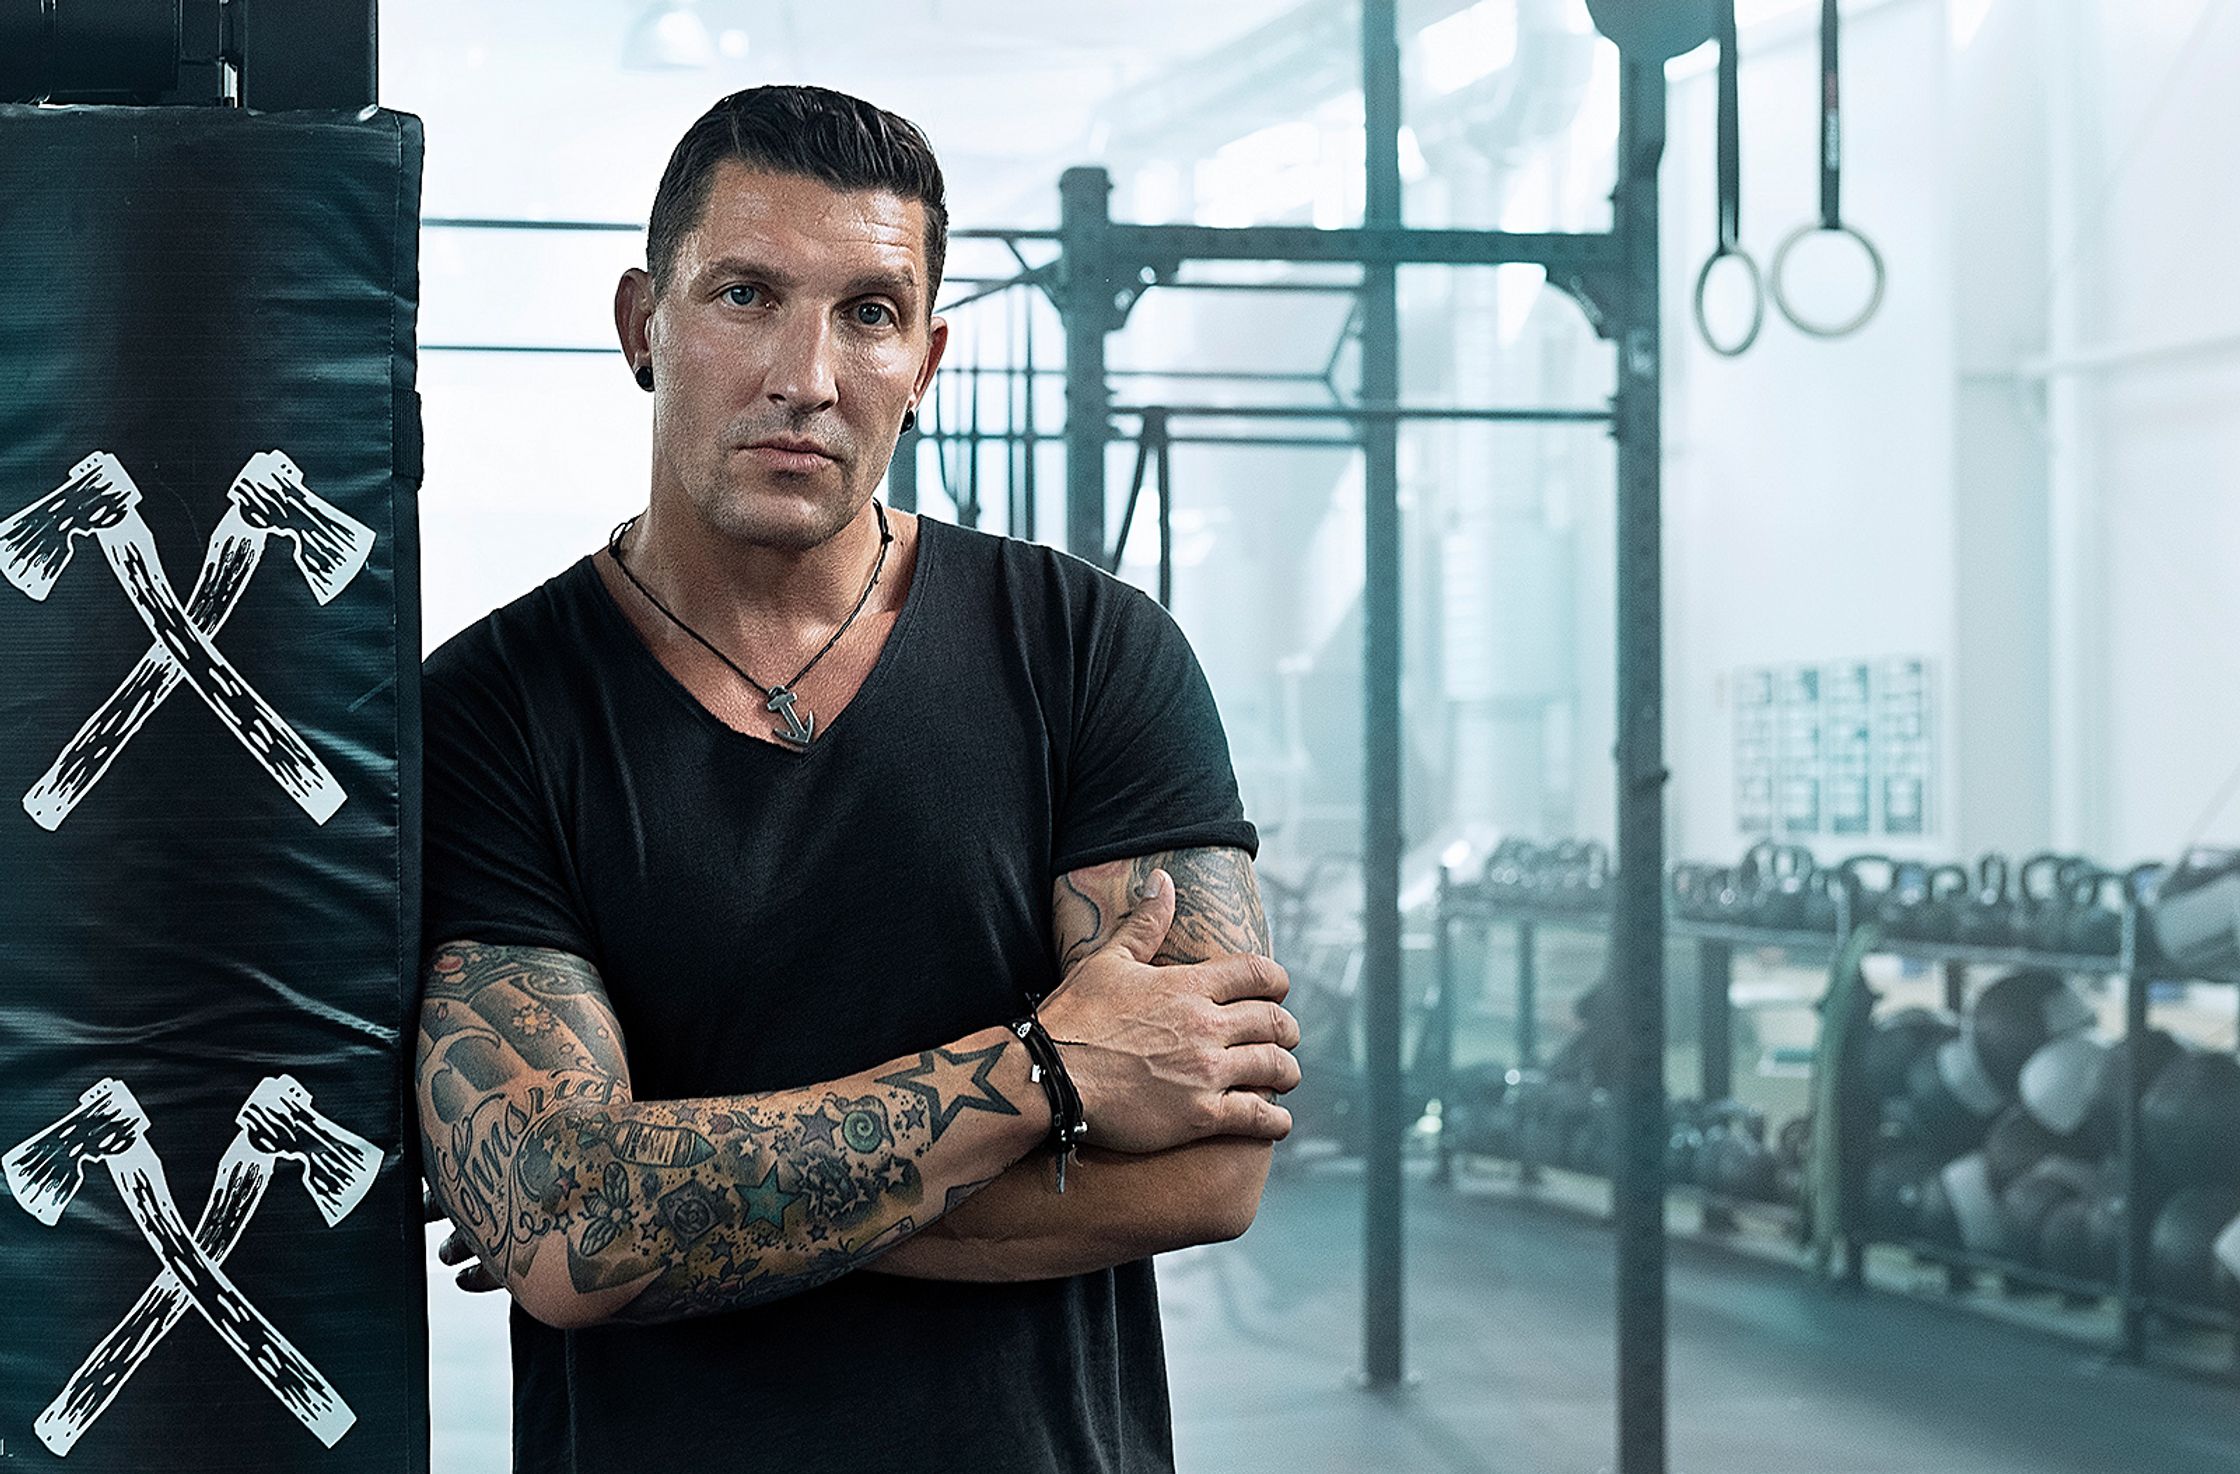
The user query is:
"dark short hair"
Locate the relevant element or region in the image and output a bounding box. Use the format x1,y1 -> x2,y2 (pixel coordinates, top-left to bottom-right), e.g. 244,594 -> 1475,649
646,85 -> 947,317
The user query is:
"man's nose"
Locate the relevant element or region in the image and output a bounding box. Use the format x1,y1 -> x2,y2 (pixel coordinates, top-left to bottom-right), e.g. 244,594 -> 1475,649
761,306 -> 839,415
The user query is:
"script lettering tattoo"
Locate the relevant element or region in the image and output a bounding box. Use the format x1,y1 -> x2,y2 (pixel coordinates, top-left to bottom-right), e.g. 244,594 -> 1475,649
416,943 -> 1015,1325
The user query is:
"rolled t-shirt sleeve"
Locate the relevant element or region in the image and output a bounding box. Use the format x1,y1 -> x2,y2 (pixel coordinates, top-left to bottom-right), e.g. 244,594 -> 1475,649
420,632 -> 593,961
1052,582 -> 1258,873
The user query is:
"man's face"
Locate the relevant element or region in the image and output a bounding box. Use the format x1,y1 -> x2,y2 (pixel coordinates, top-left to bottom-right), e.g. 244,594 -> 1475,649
624,162 -> 945,552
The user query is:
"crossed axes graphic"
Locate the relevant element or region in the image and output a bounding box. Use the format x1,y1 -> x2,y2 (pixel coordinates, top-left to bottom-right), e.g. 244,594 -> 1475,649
0,450 -> 376,830
4,1076 -> 379,1455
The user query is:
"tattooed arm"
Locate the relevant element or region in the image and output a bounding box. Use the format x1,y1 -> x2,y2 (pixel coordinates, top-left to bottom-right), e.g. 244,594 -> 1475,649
416,942 -> 1049,1329
417,879 -> 1293,1324
871,846 -> 1294,1283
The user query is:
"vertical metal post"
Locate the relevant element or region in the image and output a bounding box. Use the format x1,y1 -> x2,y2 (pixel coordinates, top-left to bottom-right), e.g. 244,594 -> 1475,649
1698,941 -> 1733,1103
2118,927 -> 2150,1358
1699,940 -> 1736,1232
1022,294 -> 1040,541
1154,421 -> 1174,609
965,351 -> 984,528
1517,921 -> 1541,1069
887,422 -> 919,513
1517,919 -> 1542,1188
1610,58 -> 1669,1474
1060,167 -> 1114,564
1359,0 -> 1408,1393
1006,286 -> 1023,536
1432,875 -> 1456,1186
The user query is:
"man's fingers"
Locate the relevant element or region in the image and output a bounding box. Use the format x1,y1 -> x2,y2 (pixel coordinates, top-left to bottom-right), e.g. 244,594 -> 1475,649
1195,952 -> 1289,1005
1099,868 -> 1177,966
422,1186 -> 444,1224
1215,999 -> 1300,1050
1210,1091 -> 1294,1141
437,1228 -> 476,1267
1224,1042 -> 1303,1097
456,1262 -> 503,1294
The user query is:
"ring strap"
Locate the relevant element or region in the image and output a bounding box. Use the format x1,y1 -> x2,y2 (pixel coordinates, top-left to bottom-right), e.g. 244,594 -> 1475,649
1818,0 -> 1842,230
1716,0 -> 1743,251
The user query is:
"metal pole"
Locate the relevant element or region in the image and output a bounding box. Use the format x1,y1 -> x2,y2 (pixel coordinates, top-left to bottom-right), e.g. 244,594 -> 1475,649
1359,0 -> 1407,1393
2118,911 -> 2150,1359
1698,940 -> 1736,1233
1698,941 -> 1733,1101
888,422 -> 919,513
1154,417 -> 1173,609
1611,58 -> 1670,1474
1060,167 -> 1115,563
1517,921 -> 1540,1070
1431,876 -> 1456,1186
1022,293 -> 1039,541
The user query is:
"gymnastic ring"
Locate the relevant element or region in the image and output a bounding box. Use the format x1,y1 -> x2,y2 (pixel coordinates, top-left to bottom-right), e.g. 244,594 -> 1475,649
1693,246 -> 1764,359
1770,220 -> 1887,339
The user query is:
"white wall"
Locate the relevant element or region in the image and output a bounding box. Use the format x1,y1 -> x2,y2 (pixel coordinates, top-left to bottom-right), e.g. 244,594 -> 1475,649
1658,0 -> 1958,864
1640,0 -> 2240,873
2059,0 -> 2240,862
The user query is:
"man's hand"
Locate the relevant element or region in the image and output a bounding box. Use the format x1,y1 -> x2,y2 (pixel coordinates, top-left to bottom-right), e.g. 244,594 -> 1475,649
425,1188 -> 499,1293
1037,869 -> 1299,1154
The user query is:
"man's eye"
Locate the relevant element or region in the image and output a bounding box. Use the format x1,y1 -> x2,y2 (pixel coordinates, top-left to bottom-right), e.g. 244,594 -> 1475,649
853,302 -> 896,327
722,284 -> 762,307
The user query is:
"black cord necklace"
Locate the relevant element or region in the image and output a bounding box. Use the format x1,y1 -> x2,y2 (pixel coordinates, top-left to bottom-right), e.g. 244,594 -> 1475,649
606,501 -> 894,749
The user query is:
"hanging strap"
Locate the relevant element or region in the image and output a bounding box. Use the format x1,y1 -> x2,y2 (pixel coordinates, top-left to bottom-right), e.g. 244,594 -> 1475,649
1816,0 -> 1843,230
1717,0 -> 1744,252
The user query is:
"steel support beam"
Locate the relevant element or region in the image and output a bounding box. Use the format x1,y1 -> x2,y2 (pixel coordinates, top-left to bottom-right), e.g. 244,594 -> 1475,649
1359,0 -> 1407,1393
1060,167 -> 1117,564
1610,58 -> 1670,1474
1104,222 -> 1619,270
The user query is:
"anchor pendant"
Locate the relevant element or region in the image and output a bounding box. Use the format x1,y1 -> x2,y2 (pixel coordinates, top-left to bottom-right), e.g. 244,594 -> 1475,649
767,687 -> 816,747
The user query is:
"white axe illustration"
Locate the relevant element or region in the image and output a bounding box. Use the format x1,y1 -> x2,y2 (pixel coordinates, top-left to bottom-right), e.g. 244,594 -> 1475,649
16,451 -> 375,831
3,1078 -> 361,1448
28,1075 -> 378,1456
0,452 -> 356,825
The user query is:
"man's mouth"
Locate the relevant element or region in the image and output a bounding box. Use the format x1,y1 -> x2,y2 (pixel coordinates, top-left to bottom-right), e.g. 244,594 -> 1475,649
740,437 -> 837,472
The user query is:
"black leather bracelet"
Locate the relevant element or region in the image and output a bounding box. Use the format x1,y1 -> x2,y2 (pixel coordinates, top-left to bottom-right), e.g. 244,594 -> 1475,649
1010,1011 -> 1087,1192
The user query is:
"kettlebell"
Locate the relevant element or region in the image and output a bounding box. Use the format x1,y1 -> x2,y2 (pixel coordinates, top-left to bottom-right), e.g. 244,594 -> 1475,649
1843,855 -> 1895,934
1957,853 -> 2014,949
2018,852 -> 2078,954
1924,864 -> 1972,944
2064,868 -> 2122,958
1879,860 -> 1934,940
1758,845 -> 1815,929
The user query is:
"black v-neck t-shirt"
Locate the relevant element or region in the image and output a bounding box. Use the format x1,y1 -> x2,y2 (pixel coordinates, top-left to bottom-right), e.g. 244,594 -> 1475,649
419,515 -> 1256,1474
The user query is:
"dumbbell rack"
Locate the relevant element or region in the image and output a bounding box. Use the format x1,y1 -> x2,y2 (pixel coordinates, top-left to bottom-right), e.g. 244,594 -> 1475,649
1428,867 -> 2240,1369
1428,870 -> 1824,1238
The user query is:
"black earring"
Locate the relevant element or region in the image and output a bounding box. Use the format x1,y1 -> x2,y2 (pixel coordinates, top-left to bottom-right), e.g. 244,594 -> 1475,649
634,363 -> 654,392
901,407 -> 917,434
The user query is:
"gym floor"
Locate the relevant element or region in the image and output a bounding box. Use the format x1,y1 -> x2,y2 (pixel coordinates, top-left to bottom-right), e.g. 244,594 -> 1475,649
427,1150 -> 2240,1472
1161,1156 -> 2240,1474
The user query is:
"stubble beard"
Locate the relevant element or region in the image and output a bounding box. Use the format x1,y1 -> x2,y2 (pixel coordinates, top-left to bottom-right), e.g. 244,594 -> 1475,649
686,459 -> 869,554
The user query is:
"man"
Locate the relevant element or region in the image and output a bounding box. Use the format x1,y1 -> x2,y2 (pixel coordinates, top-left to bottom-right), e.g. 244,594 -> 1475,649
415,85 -> 1298,1473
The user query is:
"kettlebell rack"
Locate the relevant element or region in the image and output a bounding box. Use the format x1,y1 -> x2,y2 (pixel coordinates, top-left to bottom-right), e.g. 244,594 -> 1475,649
1429,844 -> 2240,1371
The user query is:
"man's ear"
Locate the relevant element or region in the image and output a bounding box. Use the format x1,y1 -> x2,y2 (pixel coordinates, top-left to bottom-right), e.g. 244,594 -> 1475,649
914,315 -> 950,404
615,268 -> 656,368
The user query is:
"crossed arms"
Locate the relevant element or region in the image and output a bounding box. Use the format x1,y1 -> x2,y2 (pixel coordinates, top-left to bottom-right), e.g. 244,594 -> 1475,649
415,846 -> 1290,1327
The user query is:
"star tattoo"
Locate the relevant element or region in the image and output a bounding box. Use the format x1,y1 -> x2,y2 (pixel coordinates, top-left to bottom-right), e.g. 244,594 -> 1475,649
738,1164 -> 799,1230
874,1042 -> 1021,1142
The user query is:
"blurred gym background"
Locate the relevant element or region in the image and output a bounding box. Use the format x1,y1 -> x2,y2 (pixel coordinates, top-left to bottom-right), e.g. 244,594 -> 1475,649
382,2 -> 2240,1470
